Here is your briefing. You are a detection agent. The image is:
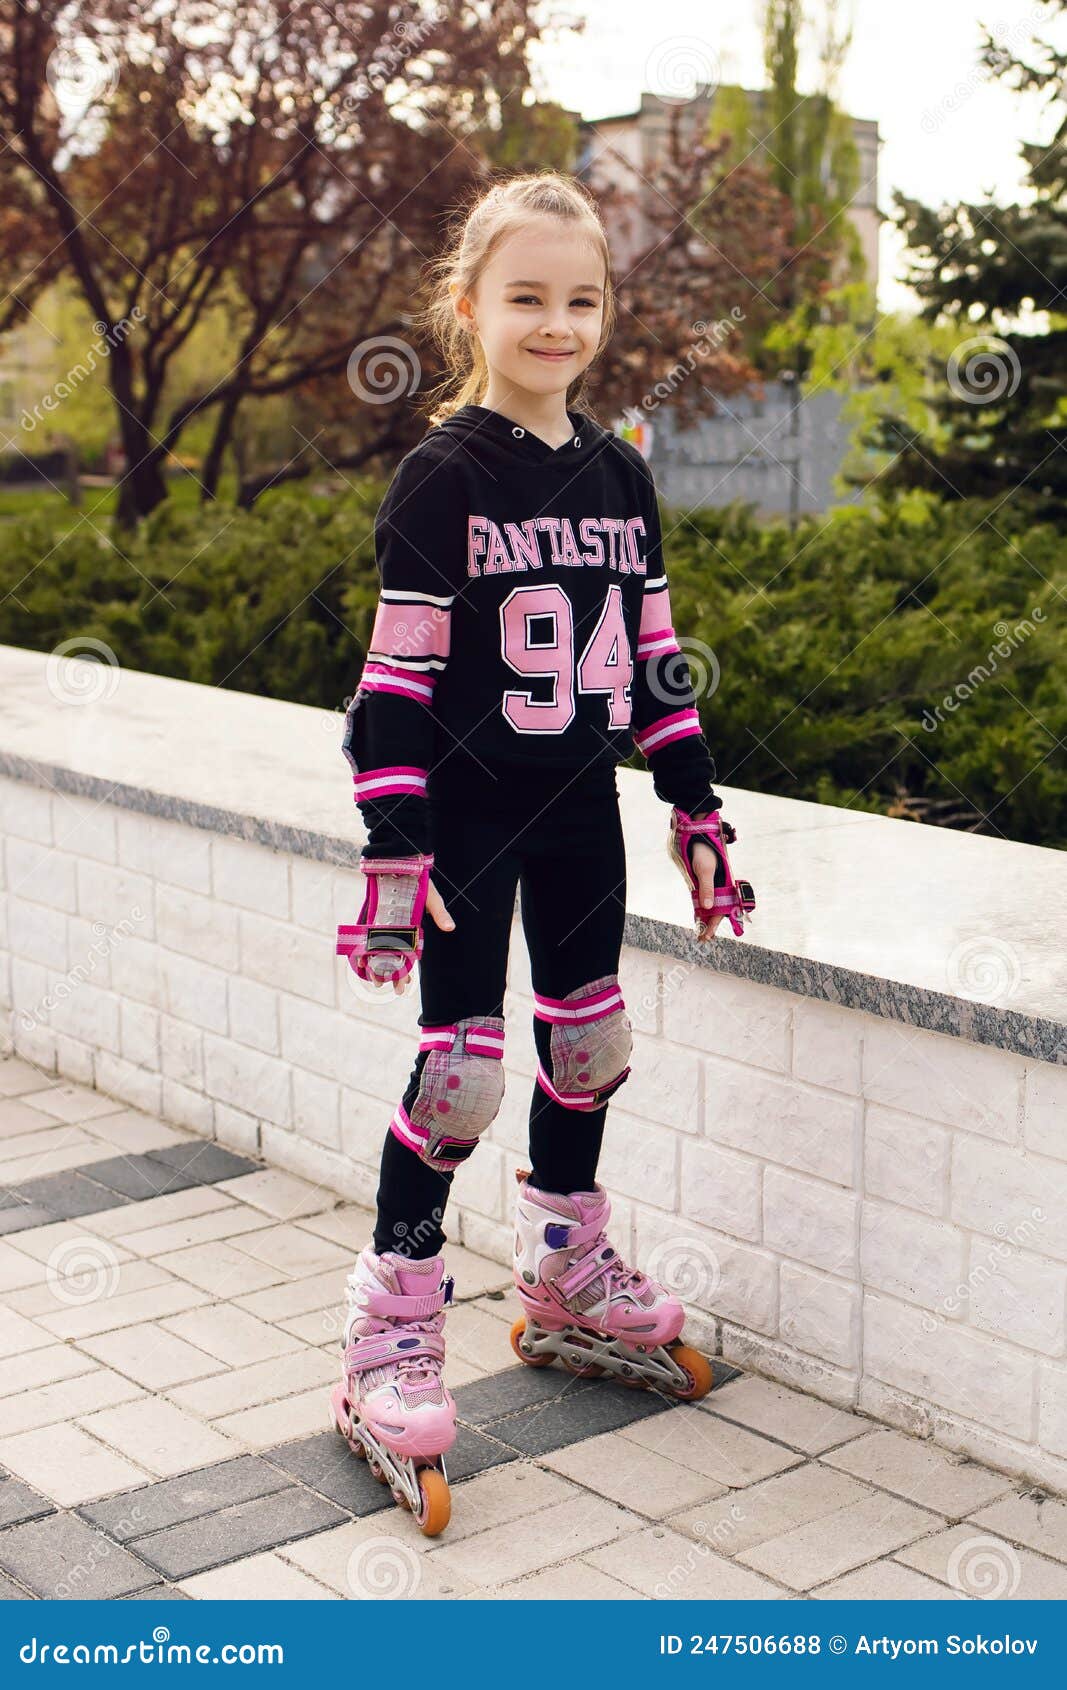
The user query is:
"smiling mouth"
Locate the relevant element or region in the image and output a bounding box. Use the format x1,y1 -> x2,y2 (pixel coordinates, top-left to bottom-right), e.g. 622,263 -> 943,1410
527,349 -> 575,358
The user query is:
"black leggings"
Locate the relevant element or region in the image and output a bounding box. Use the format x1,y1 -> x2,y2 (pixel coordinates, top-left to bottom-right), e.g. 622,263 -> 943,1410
372,767 -> 627,1260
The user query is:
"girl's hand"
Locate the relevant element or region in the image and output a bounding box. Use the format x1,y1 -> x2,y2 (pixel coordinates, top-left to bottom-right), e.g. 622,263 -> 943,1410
390,875 -> 456,996
689,814 -> 725,942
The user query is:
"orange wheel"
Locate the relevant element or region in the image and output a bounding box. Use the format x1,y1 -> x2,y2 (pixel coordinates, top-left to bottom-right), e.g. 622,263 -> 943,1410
667,1343 -> 714,1402
509,1316 -> 553,1367
415,1467 -> 451,1536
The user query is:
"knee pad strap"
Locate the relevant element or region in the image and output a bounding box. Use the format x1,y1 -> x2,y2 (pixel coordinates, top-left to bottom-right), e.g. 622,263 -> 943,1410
533,975 -> 632,1112
390,1015 -> 505,1172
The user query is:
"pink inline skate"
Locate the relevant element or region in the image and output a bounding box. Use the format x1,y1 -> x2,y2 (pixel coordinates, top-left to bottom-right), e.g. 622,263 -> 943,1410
330,1245 -> 456,1535
509,1169 -> 713,1400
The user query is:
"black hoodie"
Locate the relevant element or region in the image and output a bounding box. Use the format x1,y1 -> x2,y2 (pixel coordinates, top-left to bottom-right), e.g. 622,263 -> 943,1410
343,402 -> 722,858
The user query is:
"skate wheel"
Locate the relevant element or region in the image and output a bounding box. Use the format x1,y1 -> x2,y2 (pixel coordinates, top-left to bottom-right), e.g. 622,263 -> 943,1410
667,1343 -> 714,1402
561,1341 -> 604,1378
414,1466 -> 451,1536
509,1316 -> 553,1367
367,1453 -> 388,1483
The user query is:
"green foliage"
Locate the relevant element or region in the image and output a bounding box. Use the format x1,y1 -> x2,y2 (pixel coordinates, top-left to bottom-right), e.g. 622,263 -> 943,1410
0,485 -> 1061,846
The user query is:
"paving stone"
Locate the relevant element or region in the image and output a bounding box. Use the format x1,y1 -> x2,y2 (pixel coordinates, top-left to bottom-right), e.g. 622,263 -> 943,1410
620,1404 -> 803,1488
815,1560 -> 968,1599
451,1364 -> 578,1426
0,1511 -> 159,1599
0,1344 -> 98,1399
422,1460 -> 573,1544
0,1569 -> 33,1597
896,1523 -> 1067,1600
0,1368 -> 146,1438
668,1460 -> 873,1555
77,1324 -> 226,1391
822,1429 -> 1017,1518
145,1142 -> 262,1184
0,1204 -> 56,1234
0,1423 -> 150,1506
82,1115 -> 193,1157
587,1524 -> 787,1600
77,1397 -> 241,1478
259,1430 -> 401,1518
0,1060 -> 56,1099
212,1386 -> 334,1450
0,1475 -> 55,1529
282,1519 -> 481,1598
155,1239 -> 288,1298
166,1347 -> 334,1420
79,1455 -> 295,1539
39,1280 -> 210,1341
177,1549 -> 340,1600
8,1257 -> 171,1319
965,1490 -> 1067,1565
236,1269 -> 346,1324
422,1492 -> 639,1587
79,1154 -> 202,1201
704,1374 -> 870,1455
0,1305 -> 54,1359
737,1492 -> 942,1591
541,1428 -> 730,1519
162,1304 -> 306,1367
227,1223 -> 351,1279
129,1485 -> 349,1580
3,1172 -> 132,1221
482,1381 -> 673,1456
121,1583 -> 191,1599
114,1204 -> 271,1258
84,1187 -> 232,1238
214,1169 -> 334,1219
482,1560 -> 646,1599
21,1086 -> 129,1126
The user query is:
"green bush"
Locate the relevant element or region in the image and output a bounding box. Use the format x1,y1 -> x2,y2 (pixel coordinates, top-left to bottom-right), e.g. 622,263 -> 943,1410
0,485 -> 1062,847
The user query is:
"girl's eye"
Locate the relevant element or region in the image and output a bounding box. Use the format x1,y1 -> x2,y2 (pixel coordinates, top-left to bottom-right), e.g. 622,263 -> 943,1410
511,296 -> 599,308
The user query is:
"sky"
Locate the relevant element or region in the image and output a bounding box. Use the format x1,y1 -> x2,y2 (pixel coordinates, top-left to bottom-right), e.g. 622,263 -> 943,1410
529,0 -> 1067,312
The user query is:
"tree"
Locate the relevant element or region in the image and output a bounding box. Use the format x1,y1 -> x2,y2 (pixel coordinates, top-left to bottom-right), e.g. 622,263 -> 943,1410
0,1 -> 547,524
869,0 -> 1067,516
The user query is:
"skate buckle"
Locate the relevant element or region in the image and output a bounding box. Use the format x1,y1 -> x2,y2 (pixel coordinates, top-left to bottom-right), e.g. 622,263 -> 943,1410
442,1274 -> 455,1306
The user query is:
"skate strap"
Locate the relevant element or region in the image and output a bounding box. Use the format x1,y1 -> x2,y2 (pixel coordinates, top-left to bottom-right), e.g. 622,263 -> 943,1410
556,1243 -> 620,1301
419,1023 -> 505,1058
360,1283 -> 450,1320
344,1329 -> 446,1374
536,1058 -> 631,1112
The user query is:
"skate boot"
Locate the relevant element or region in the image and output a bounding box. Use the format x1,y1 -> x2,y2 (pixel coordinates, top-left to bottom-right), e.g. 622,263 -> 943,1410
509,1168 -> 713,1401
330,1244 -> 456,1535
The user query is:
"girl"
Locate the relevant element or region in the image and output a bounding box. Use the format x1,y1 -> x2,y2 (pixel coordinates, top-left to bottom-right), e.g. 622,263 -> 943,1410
331,172 -> 753,1535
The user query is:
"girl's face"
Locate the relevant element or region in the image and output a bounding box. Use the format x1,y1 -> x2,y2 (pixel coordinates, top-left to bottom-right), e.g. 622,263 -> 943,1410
455,218 -> 606,400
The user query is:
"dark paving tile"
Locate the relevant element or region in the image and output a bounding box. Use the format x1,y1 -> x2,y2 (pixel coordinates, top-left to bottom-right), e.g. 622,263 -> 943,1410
441,1423 -> 516,1483
121,1584 -> 192,1600
145,1143 -> 261,1183
0,1513 -> 159,1600
260,1431 -> 392,1517
2,1171 -> 132,1220
0,1477 -> 55,1530
128,1486 -> 348,1581
79,1456 -> 294,1541
481,1374 -> 676,1457
451,1364 -> 578,1427
80,1154 -> 202,1201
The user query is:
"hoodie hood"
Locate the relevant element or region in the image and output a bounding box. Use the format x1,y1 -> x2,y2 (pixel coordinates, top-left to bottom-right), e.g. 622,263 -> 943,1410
434,402 -> 609,472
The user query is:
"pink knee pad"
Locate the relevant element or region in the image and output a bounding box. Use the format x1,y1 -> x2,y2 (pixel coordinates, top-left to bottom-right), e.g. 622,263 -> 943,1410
389,1017 -> 505,1173
533,975 -> 632,1112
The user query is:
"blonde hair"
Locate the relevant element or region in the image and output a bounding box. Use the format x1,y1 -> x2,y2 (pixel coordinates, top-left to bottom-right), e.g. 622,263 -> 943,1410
416,170 -> 616,428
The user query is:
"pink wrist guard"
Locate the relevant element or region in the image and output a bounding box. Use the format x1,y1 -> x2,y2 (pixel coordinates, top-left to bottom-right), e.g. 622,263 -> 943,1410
336,852 -> 434,985
667,809 -> 755,938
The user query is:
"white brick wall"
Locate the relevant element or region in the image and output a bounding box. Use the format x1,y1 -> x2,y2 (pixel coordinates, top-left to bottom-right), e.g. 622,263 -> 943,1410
2,771 -> 1067,1496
